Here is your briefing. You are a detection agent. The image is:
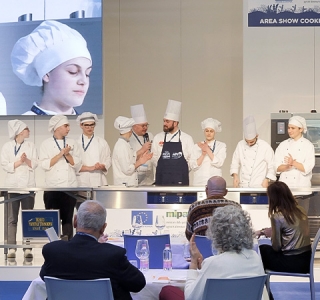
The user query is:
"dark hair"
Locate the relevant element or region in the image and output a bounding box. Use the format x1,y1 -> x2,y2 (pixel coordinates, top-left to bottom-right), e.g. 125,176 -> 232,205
267,181 -> 306,224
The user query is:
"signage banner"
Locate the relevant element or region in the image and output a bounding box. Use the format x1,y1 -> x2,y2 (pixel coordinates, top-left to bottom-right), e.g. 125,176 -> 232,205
106,209 -> 188,239
248,0 -> 320,27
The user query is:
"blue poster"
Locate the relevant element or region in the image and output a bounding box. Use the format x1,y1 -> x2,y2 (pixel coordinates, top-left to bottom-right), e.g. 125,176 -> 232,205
248,0 -> 320,27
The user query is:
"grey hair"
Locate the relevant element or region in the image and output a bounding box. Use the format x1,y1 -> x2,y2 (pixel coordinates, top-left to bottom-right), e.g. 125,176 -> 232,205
206,205 -> 254,253
77,200 -> 106,231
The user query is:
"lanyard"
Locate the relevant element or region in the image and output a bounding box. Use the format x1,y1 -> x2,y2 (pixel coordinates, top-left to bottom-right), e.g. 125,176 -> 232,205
164,130 -> 180,142
208,140 -> 216,153
76,232 -> 98,241
30,104 -> 79,115
14,141 -> 24,156
82,134 -> 94,152
53,136 -> 68,163
132,131 -> 143,146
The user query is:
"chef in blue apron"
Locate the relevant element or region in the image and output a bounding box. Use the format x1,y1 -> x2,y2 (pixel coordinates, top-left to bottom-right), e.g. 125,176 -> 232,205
152,100 -> 194,186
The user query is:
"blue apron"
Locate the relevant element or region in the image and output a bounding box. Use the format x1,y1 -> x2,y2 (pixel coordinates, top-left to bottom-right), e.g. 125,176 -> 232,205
155,131 -> 189,186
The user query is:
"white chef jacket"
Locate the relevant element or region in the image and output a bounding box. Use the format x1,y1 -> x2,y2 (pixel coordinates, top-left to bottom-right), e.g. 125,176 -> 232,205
185,248 -> 268,300
190,140 -> 226,186
1,140 -> 38,188
112,137 -> 138,186
129,131 -> 154,185
151,130 -> 194,169
230,139 -> 276,187
77,135 -> 111,187
275,137 -> 315,189
39,137 -> 81,187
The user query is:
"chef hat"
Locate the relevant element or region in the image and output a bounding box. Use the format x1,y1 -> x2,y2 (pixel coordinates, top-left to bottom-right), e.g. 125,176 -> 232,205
76,112 -> 98,125
11,20 -> 91,87
130,104 -> 148,124
206,176 -> 227,196
243,115 -> 257,140
164,99 -> 181,122
289,116 -> 307,133
114,116 -> 135,134
48,115 -> 69,133
8,119 -> 27,139
201,118 -> 222,132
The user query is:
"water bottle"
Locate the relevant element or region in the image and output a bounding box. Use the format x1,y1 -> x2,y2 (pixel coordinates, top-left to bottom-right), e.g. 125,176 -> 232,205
140,243 -> 149,272
163,244 -> 172,271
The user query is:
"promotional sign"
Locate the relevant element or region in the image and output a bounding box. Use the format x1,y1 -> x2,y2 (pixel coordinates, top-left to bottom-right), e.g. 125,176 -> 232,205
248,0 -> 320,27
106,209 -> 188,239
21,209 -> 60,240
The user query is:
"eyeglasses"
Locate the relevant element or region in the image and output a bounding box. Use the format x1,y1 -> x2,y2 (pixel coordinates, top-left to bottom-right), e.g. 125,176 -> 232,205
138,123 -> 149,128
83,123 -> 96,128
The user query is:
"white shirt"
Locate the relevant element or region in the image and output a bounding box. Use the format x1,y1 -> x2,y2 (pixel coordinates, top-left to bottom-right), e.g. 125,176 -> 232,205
1,140 -> 38,188
39,137 -> 81,187
112,137 -> 138,186
275,137 -> 315,189
129,131 -> 154,185
77,135 -> 112,187
190,140 -> 226,186
23,102 -> 77,115
185,249 -> 268,300
230,139 -> 276,187
151,130 -> 194,169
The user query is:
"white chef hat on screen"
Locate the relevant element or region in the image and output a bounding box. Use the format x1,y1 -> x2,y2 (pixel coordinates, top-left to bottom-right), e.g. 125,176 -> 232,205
76,112 -> 98,125
8,119 -> 27,139
11,20 -> 91,87
164,99 -> 181,122
243,115 -> 257,140
130,104 -> 148,124
201,118 -> 222,132
114,116 -> 135,134
289,116 -> 307,133
48,115 -> 69,133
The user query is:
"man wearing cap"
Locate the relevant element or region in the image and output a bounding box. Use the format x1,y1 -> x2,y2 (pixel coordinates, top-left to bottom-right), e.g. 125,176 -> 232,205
39,115 -> 82,240
112,116 -> 153,186
151,99 -> 194,186
190,118 -> 226,186
130,104 -> 154,185
11,20 -> 92,115
185,176 -> 240,241
275,116 -> 315,212
1,120 -> 38,259
230,115 -> 276,187
76,112 -> 111,187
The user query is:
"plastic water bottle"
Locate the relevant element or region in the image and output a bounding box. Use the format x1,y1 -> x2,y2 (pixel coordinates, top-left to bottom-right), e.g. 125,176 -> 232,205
140,244 -> 149,272
163,244 -> 172,271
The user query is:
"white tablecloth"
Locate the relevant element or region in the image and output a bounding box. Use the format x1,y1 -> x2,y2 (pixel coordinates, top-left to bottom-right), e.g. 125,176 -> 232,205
22,270 -> 188,300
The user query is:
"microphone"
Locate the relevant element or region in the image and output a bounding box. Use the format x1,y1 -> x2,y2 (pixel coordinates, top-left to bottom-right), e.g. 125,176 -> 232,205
144,133 -> 149,142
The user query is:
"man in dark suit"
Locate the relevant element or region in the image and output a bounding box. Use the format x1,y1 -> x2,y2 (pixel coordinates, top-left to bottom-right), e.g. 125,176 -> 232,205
40,200 -> 146,300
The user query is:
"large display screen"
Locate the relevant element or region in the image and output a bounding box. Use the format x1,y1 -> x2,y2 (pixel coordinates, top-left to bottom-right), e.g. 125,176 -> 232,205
0,1 -> 102,115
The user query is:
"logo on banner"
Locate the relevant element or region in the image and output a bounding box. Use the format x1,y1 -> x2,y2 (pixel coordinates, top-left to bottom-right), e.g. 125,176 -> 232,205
162,151 -> 170,159
131,211 -> 153,225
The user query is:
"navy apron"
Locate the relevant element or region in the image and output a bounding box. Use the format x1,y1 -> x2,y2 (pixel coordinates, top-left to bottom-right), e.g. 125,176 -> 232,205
155,131 -> 189,186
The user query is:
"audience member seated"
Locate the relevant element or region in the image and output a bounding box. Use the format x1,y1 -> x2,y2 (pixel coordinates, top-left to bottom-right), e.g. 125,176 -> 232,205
160,205 -> 268,300
40,200 -> 146,300
259,181 -> 311,273
185,176 -> 241,240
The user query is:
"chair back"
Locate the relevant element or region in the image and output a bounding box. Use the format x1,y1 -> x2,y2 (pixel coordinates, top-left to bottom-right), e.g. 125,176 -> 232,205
310,227 -> 320,276
44,276 -> 114,300
194,235 -> 217,258
202,275 -> 267,300
123,234 -> 170,269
